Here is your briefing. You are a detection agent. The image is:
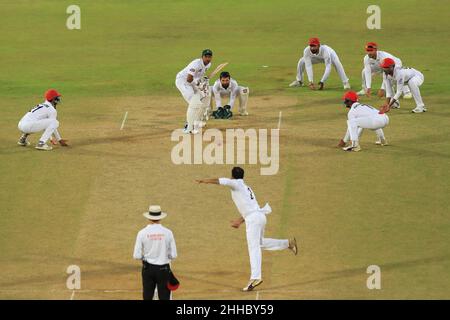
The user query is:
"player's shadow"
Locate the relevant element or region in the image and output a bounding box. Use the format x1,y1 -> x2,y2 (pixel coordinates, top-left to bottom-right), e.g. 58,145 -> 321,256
264,254 -> 450,291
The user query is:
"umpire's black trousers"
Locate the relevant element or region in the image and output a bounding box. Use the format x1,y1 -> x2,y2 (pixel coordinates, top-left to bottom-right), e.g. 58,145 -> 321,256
142,261 -> 171,300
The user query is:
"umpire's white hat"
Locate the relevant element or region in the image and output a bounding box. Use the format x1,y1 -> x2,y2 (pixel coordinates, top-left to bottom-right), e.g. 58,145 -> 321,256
143,205 -> 167,220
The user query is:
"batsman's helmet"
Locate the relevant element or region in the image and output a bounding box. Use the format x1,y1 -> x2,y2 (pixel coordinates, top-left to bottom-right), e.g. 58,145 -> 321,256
220,71 -> 230,79
202,49 -> 213,56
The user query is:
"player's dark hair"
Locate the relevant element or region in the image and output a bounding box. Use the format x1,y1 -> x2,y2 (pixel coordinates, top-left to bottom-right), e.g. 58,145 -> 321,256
232,167 -> 244,179
220,71 -> 230,79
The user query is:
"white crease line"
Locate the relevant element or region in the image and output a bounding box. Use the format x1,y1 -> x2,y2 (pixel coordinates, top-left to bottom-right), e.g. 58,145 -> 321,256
120,111 -> 128,130
277,111 -> 282,130
0,289 -> 314,294
70,290 -> 75,300
256,291 -> 260,300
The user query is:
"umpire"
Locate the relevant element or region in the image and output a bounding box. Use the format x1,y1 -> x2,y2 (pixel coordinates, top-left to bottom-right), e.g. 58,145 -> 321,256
133,205 -> 178,300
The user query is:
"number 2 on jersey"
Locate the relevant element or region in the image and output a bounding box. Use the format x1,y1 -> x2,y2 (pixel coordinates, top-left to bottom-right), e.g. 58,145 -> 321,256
247,187 -> 254,200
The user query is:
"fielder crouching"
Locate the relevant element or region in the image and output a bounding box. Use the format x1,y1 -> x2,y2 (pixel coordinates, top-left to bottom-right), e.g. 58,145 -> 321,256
339,91 -> 389,152
17,89 -> 68,151
210,71 -> 249,119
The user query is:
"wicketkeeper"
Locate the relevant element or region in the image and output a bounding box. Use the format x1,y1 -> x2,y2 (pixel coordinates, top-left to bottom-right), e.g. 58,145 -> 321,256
211,71 -> 249,119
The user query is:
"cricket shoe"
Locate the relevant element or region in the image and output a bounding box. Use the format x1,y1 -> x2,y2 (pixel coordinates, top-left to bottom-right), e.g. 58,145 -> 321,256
35,142 -> 53,151
240,111 -> 249,116
343,144 -> 361,152
356,89 -> 366,96
242,279 -> 263,292
198,121 -> 206,128
17,138 -> 30,147
412,106 -> 426,113
289,80 -> 303,87
375,138 -> 389,146
391,101 -> 400,109
289,237 -> 298,255
403,92 -> 413,99
343,82 -> 351,90
191,128 -> 200,135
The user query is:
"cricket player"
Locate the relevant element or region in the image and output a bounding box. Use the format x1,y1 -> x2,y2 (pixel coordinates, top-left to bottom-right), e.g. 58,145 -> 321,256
17,89 -> 68,151
380,58 -> 426,113
196,167 -> 298,292
357,42 -> 412,99
175,49 -> 213,134
339,91 -> 389,152
289,37 -> 351,90
211,71 -> 249,119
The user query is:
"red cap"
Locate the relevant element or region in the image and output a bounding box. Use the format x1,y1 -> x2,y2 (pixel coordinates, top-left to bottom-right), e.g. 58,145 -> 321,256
365,42 -> 378,52
309,37 -> 320,46
380,58 -> 395,68
342,91 -> 359,103
45,89 -> 61,101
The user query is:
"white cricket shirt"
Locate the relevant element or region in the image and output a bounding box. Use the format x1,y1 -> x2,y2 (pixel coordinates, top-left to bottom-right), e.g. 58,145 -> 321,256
212,78 -> 239,108
20,100 -> 58,122
219,178 -> 260,218
133,224 -> 177,265
303,44 -> 336,83
347,102 -> 381,120
363,50 -> 402,89
176,58 -> 211,83
384,66 -> 423,101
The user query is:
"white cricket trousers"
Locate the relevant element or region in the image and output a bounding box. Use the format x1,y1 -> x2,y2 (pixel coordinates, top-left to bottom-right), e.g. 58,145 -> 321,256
296,52 -> 349,84
347,114 -> 389,142
175,78 -> 194,104
18,119 -> 59,143
245,212 -> 289,280
407,73 -> 425,108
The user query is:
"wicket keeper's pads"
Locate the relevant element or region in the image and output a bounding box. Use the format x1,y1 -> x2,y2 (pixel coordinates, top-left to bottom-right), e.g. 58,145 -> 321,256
187,93 -> 203,131
238,87 -> 249,114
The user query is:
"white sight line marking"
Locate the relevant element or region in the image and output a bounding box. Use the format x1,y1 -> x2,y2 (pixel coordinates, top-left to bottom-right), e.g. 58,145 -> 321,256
277,111 -> 282,130
120,111 -> 128,130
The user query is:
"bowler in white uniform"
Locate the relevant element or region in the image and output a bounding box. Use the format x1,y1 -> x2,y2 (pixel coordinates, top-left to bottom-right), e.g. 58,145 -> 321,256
196,167 -> 298,292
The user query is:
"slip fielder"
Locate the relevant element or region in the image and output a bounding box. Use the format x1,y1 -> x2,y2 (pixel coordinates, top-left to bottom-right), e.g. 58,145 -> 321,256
357,42 -> 412,99
339,91 -> 390,152
17,89 -> 68,151
289,37 -> 350,90
196,167 -> 298,292
380,58 -> 427,113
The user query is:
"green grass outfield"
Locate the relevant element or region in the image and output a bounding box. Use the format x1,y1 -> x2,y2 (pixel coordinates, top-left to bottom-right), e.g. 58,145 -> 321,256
0,0 -> 449,299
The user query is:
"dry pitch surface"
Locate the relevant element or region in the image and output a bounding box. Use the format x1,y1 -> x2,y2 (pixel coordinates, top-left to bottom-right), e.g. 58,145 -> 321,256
1,92 -> 449,300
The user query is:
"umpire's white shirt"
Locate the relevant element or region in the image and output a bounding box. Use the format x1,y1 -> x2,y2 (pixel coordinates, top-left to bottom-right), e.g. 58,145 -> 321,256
133,224 -> 177,265
219,178 -> 262,219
